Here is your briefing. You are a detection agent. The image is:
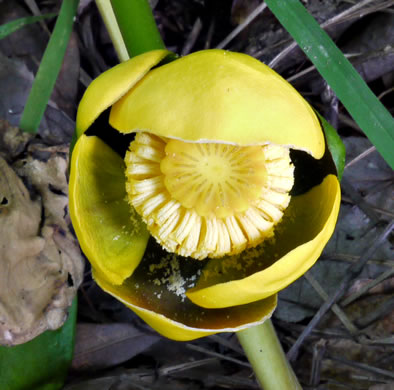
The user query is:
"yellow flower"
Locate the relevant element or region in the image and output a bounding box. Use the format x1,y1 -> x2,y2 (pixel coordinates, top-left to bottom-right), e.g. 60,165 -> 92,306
69,49 -> 341,341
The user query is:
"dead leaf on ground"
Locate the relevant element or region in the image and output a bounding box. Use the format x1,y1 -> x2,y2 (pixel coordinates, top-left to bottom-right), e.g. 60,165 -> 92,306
0,120 -> 32,161
0,1 -> 48,72
0,127 -> 83,346
72,323 -> 160,371
369,384 -> 394,390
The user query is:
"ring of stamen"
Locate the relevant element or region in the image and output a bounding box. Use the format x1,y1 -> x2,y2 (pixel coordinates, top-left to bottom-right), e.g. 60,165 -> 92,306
125,132 -> 294,260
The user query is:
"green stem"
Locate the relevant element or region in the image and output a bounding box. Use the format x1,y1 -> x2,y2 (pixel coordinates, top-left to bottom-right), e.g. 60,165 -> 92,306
95,0 -> 129,61
110,0 -> 165,58
237,320 -> 302,390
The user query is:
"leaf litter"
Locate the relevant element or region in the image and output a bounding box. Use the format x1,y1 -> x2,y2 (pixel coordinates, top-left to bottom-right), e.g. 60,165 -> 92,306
0,123 -> 84,345
1,0 -> 393,389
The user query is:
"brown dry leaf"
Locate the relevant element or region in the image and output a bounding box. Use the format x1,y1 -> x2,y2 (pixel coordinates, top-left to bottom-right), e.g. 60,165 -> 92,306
0,136 -> 83,346
64,371 -> 195,390
0,120 -> 32,161
310,294 -> 394,388
369,384 -> 394,390
72,323 -> 160,371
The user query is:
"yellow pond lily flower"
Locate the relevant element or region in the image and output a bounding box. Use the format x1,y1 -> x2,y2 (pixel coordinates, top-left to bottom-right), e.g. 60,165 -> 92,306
70,49 -> 341,341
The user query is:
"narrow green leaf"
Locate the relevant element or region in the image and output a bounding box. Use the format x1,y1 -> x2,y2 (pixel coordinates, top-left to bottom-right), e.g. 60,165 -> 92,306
0,14 -> 56,40
0,298 -> 77,390
265,0 -> 394,169
19,0 -> 79,134
110,0 -> 165,58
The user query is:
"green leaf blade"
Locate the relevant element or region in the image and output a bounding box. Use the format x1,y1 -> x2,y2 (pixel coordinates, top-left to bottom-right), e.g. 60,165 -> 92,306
19,0 -> 79,134
265,0 -> 394,169
0,14 -> 56,40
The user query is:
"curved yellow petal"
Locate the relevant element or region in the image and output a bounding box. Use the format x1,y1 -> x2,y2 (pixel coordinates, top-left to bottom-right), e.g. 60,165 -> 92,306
93,267 -> 277,341
110,49 -> 324,159
187,174 -> 341,308
69,135 -> 150,285
76,49 -> 170,137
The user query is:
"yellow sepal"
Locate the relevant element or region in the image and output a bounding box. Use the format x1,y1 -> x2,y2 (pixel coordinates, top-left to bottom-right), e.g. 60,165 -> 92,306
187,174 -> 341,308
110,49 -> 324,159
93,268 -> 277,341
76,49 -> 170,137
69,134 -> 150,285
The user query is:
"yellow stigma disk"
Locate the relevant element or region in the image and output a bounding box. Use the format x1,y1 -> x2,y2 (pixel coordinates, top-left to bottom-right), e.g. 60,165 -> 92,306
161,140 -> 267,219
125,132 -> 294,259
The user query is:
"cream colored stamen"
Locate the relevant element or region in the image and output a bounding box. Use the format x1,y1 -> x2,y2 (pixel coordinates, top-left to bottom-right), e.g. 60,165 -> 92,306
125,133 -> 294,259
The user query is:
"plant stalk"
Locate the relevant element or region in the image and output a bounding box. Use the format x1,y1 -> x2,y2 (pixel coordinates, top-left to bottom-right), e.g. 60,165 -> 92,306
110,0 -> 165,58
237,320 -> 302,390
95,0 -> 129,61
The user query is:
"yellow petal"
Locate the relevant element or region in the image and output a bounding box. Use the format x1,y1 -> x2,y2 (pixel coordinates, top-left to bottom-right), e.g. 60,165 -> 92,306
76,49 -> 170,137
92,267 -> 277,341
186,174 -> 341,308
69,135 -> 150,285
110,49 -> 324,159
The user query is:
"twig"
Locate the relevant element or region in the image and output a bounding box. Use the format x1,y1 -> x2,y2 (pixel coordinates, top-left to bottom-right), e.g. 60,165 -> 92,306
355,295 -> 394,329
24,0 -> 51,35
342,267 -> 394,306
276,319 -> 351,339
309,340 -> 327,386
268,0 -> 391,68
181,17 -> 203,55
362,336 -> 394,345
378,86 -> 394,100
204,18 -> 215,49
345,146 -> 377,170
186,343 -> 252,368
216,2 -> 267,49
205,374 -> 260,389
341,176 -> 380,223
208,334 -> 244,354
158,357 -> 217,376
304,272 -> 358,334
321,253 -> 394,267
327,354 -> 394,379
287,221 -> 394,361
286,53 -> 360,83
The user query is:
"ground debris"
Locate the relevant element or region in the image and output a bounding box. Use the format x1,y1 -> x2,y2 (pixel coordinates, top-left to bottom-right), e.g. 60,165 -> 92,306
0,129 -> 83,346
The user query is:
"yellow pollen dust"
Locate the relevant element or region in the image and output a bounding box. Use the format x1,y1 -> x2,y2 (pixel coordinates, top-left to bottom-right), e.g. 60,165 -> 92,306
125,132 -> 294,260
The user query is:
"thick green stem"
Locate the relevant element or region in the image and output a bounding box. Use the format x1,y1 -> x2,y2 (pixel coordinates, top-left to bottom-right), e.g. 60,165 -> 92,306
110,0 -> 165,58
95,0 -> 129,61
237,320 -> 302,390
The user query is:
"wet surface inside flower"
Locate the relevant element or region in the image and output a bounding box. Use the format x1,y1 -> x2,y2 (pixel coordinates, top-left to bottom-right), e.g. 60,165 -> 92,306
100,237 -> 277,329
124,132 -> 294,259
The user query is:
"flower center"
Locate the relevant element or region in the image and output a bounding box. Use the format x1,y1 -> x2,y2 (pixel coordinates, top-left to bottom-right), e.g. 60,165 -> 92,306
161,140 -> 267,219
124,132 -> 294,260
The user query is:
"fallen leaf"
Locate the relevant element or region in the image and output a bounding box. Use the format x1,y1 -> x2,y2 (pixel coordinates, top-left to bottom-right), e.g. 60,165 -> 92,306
0,120 -> 32,161
72,323 -> 160,371
0,134 -> 83,345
